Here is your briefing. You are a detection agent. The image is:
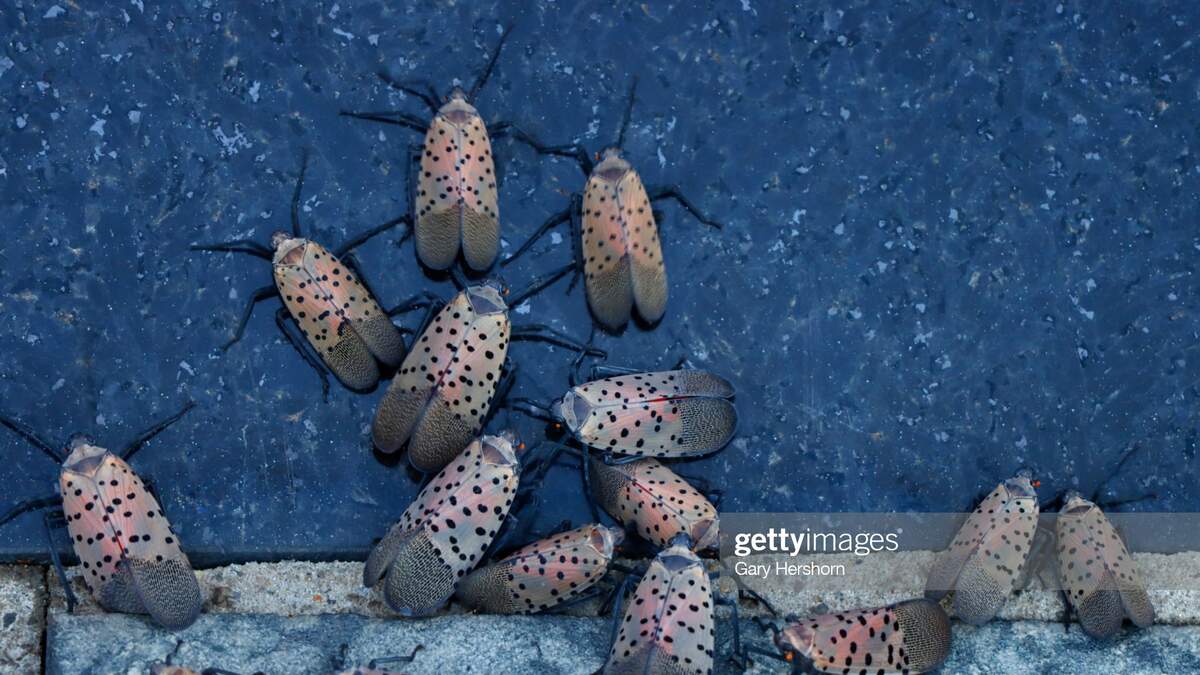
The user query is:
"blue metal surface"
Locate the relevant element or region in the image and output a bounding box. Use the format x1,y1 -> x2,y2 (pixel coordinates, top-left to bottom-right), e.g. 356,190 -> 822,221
1,1 -> 1197,564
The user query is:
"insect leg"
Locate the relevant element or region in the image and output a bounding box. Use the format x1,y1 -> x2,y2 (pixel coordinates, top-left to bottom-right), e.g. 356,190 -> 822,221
274,307 -> 331,401
508,263 -> 579,308
377,72 -> 441,115
334,215 -> 412,257
289,151 -> 311,237
0,495 -> 59,527
646,185 -> 724,229
588,364 -> 641,378
613,76 -> 638,150
467,22 -> 515,101
565,193 -> 585,294
119,400 -> 197,461
603,571 -> 639,644
222,285 -> 280,351
0,414 -> 62,462
188,239 -> 273,260
510,323 -> 605,358
339,109 -> 430,132
369,644 -> 425,669
43,509 -> 78,612
500,203 -> 574,268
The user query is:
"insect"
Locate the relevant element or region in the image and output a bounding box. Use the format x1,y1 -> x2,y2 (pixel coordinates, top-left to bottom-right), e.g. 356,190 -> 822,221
502,77 -> 724,331
455,522 -> 625,614
191,153 -> 411,398
342,25 -> 519,271
602,533 -> 715,675
363,432 -> 523,616
1055,491 -> 1155,640
371,269 -> 602,473
756,599 -> 953,675
588,456 -> 719,553
332,644 -> 424,675
924,469 -> 1040,625
513,365 -> 738,460
0,402 -> 202,630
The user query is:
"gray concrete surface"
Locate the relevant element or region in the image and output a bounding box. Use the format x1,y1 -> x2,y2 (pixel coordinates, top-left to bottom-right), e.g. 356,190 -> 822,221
0,565 -> 45,675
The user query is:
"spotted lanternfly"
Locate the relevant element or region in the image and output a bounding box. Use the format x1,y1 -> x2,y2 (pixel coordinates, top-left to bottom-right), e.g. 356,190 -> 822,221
1056,492 -> 1154,639
191,153 -> 407,397
0,403 -> 202,630
504,77 -> 723,331
588,457 -> 718,552
554,369 -> 736,459
773,599 -> 952,674
342,26 -> 518,271
372,282 -> 511,472
924,470 -> 1039,625
603,534 -> 714,675
455,523 -> 624,614
363,433 -> 521,616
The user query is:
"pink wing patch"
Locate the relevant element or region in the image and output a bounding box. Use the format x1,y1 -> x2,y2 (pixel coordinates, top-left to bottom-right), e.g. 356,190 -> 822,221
610,458 -> 718,551
777,600 -> 952,674
492,524 -> 617,613
275,241 -> 384,350
568,370 -> 736,458
605,541 -> 714,675
616,168 -> 667,323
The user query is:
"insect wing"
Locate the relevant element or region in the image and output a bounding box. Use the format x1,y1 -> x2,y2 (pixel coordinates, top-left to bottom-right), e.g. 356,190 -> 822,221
61,453 -> 201,629
596,458 -> 718,551
570,370 -> 736,458
778,599 -> 951,674
582,172 -> 634,329
1056,496 -> 1154,639
925,476 -> 1038,625
274,240 -> 381,390
604,542 -> 713,675
618,168 -> 668,324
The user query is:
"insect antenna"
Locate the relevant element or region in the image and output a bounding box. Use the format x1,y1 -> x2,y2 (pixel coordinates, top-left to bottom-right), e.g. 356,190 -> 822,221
188,239 -> 273,259
614,76 -> 639,149
506,398 -> 556,423
290,150 -> 310,238
0,496 -> 61,527
120,401 -> 197,461
0,414 -> 63,463
468,22 -> 516,102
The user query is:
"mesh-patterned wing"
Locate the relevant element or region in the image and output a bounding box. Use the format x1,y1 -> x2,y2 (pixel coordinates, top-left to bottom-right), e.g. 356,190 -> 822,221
582,172 -> 634,330
1056,497 -> 1154,639
604,542 -> 713,675
778,599 -> 951,674
617,168 -> 668,324
925,477 -> 1038,625
415,109 -> 499,270
62,454 -> 200,628
303,240 -> 404,367
274,240 -> 381,390
592,458 -> 718,551
456,524 -> 619,614
568,370 -> 736,458
364,436 -> 520,616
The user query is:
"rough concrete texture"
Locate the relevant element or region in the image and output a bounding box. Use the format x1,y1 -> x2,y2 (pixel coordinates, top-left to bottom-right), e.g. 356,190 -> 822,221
730,551 -> 1200,625
46,612 -> 609,675
0,565 -> 45,675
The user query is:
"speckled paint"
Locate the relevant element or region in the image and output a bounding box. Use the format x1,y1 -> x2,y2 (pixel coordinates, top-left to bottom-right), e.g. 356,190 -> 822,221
1,1 -> 1197,564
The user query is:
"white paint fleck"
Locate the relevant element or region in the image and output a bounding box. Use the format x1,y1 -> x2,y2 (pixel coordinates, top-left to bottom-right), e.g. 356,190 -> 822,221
15,115 -> 26,129
656,147 -> 666,168
1071,113 -> 1088,125
333,28 -> 355,41
44,5 -> 65,18
515,301 -> 532,315
915,303 -> 926,314
1085,278 -> 1096,292
740,0 -> 757,15
179,361 -> 195,376
52,378 -> 65,391
0,56 -> 13,80
131,0 -> 144,12
89,119 -> 106,137
96,414 -> 106,427
833,222 -> 845,235
948,207 -> 959,222
249,81 -> 261,103
876,261 -> 888,273
1084,151 -> 1101,160
368,34 -> 379,46
128,110 -> 141,124
550,232 -> 563,245
839,107 -> 851,120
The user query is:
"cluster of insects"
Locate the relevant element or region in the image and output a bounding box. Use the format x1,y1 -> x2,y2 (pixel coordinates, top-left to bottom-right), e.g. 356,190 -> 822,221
0,23 -> 1159,675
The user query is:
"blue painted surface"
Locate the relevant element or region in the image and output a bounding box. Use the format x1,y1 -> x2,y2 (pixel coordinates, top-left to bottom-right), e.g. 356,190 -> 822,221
1,1 -> 1197,563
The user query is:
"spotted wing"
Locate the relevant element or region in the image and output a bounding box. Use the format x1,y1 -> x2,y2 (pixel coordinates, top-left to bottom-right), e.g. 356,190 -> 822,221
925,481 -> 1038,625
62,454 -> 201,629
616,169 -> 668,324
477,525 -> 614,613
303,241 -> 405,367
573,370 -> 736,458
582,173 -> 634,330
373,291 -> 472,456
613,459 -> 718,551
1057,502 -> 1154,638
792,599 -> 951,674
416,116 -> 464,270
274,241 -> 380,390
455,114 -> 499,270
605,543 -> 713,675
404,295 -> 510,472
